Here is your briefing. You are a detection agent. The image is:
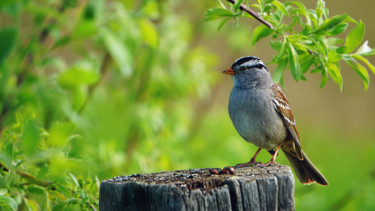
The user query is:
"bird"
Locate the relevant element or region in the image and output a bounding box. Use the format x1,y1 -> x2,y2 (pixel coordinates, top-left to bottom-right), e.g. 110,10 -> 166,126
222,56 -> 328,186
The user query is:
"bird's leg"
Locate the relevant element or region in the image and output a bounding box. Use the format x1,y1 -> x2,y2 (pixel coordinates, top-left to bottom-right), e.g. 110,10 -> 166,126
235,148 -> 262,167
265,143 -> 282,165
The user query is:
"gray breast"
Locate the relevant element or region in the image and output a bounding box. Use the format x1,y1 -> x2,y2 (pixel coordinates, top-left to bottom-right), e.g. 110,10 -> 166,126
228,87 -> 287,149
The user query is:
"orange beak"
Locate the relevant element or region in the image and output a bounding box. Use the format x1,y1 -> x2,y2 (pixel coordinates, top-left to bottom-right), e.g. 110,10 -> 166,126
222,68 -> 236,75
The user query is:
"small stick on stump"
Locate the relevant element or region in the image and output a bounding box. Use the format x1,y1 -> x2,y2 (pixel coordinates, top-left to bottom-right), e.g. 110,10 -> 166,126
99,163 -> 295,211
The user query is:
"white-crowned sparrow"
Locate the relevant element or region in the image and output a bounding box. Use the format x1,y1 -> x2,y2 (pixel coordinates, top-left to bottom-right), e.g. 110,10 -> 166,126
223,56 -> 328,186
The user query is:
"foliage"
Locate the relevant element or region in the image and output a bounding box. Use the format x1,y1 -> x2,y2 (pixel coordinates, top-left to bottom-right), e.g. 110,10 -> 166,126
205,0 -> 375,90
0,0 -> 218,210
0,0 -> 374,210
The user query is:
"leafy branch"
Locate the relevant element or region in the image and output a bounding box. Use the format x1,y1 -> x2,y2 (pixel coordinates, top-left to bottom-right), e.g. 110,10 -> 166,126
205,0 -> 375,90
226,0 -> 273,28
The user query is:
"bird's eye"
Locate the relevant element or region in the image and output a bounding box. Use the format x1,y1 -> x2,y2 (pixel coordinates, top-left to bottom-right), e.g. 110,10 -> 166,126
240,66 -> 247,71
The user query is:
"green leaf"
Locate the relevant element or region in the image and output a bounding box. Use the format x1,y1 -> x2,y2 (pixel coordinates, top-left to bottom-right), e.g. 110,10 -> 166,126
72,21 -> 97,38
138,19 -> 159,48
27,186 -> 46,195
204,8 -> 234,21
272,38 -> 289,63
320,68 -> 328,88
291,42 -> 307,53
344,57 -> 370,90
327,62 -> 343,90
5,143 -> 13,162
327,23 -> 348,35
218,17 -> 231,31
288,42 -> 301,80
314,14 -> 348,34
69,173 -> 80,187
251,25 -> 273,45
233,0 -> 244,12
344,20 -> 365,53
58,62 -> 99,88
0,27 -> 17,64
23,198 -> 39,211
316,0 -> 328,19
21,120 -> 41,156
0,188 -> 7,196
272,57 -> 288,83
326,37 -> 344,46
101,29 -> 133,77
0,195 -> 18,210
353,54 -> 375,75
287,1 -> 311,26
328,50 -> 342,63
270,40 -> 282,51
300,55 -> 315,73
272,0 -> 288,16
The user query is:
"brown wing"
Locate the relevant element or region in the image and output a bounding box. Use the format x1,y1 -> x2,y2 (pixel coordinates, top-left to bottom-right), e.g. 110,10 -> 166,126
271,84 -> 303,160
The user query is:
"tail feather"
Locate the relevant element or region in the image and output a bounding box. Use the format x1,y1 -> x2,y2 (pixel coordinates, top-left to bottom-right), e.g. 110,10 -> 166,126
283,150 -> 328,186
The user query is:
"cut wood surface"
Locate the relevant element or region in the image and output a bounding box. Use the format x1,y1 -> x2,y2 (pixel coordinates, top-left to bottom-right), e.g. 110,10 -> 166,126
99,163 -> 295,211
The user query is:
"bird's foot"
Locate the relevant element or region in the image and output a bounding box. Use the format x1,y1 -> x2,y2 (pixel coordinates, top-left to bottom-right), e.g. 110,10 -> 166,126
265,161 -> 274,166
263,161 -> 280,167
235,158 -> 257,168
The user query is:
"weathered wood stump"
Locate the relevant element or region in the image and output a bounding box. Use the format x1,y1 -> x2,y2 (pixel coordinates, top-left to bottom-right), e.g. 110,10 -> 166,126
99,163 -> 294,211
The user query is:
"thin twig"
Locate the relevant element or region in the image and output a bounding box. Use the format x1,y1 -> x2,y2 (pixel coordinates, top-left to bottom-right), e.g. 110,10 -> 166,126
1,163 -> 53,188
16,170 -> 53,188
227,0 -> 273,28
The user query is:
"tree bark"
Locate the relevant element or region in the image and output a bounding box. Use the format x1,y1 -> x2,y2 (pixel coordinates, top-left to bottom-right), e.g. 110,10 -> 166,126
99,163 -> 294,211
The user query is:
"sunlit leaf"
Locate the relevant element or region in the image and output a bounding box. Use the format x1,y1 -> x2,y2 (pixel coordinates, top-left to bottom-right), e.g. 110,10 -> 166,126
23,198 -> 39,211
138,19 -> 159,48
344,57 -> 370,89
0,189 -> 7,196
69,173 -> 80,187
0,195 -> 18,210
345,20 -> 365,53
291,42 -> 308,53
328,50 -> 342,63
58,62 -> 99,87
272,0 -> 288,16
353,54 -> 375,75
327,62 -> 343,90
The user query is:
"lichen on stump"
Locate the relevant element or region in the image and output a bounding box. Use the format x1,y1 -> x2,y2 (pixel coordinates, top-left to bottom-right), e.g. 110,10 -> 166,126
99,163 -> 295,211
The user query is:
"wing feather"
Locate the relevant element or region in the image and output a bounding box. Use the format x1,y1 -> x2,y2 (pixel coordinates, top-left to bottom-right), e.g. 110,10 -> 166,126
271,84 -> 303,160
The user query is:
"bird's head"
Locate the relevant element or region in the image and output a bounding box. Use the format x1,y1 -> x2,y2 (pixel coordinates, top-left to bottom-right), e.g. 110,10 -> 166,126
223,56 -> 272,88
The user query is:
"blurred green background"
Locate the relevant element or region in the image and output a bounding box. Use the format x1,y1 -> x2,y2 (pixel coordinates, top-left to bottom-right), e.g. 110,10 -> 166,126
0,0 -> 374,210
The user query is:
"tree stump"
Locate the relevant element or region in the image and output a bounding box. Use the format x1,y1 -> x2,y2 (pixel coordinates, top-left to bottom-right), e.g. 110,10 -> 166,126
99,163 -> 294,211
